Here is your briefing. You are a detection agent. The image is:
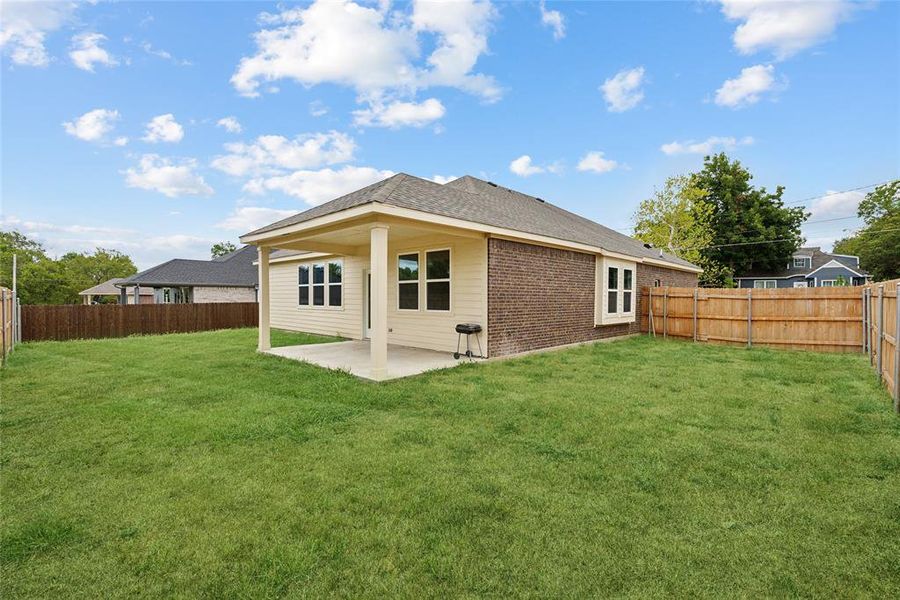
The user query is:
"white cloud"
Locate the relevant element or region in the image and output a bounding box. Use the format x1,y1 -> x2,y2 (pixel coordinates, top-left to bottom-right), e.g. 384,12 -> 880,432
215,206 -> 297,231
245,165 -> 394,206
142,114 -> 185,143
140,41 -> 191,66
309,100 -> 329,117
0,215 -> 135,236
510,155 -> 546,177
69,32 -> 118,72
714,64 -> 782,108
216,116 -> 243,134
808,189 -> 866,219
211,131 -> 356,177
576,151 -> 619,174
540,1 -> 565,40
62,108 -> 120,142
601,66 -> 645,112
353,98 -> 445,128
0,1 -> 75,67
719,0 -> 856,60
661,135 -> 755,155
231,0 -> 500,102
124,154 -> 214,198
113,136 -> 129,147
431,175 -> 458,184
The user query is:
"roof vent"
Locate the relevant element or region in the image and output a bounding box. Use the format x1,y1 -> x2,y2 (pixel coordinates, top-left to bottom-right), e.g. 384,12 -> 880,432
643,243 -> 652,249
535,197 -> 545,203
487,181 -> 498,187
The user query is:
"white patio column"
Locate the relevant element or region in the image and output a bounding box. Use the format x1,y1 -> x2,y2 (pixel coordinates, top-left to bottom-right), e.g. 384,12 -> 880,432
258,246 -> 271,351
370,224 -> 389,380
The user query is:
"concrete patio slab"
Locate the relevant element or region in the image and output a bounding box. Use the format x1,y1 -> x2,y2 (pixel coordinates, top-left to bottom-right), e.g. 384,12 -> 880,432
265,340 -> 469,380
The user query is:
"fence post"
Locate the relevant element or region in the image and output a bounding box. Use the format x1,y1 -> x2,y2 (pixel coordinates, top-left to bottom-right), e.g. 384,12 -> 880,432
1,289 -> 6,364
648,287 -> 655,337
894,282 -> 899,413
16,297 -> 21,344
663,287 -> 668,339
861,286 -> 867,354
867,287 -> 873,363
877,285 -> 884,382
693,288 -> 698,342
747,288 -> 753,348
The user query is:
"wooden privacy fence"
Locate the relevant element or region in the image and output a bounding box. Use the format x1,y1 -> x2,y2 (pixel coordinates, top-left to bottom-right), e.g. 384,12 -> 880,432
1,287 -> 20,364
863,279 -> 899,412
21,302 -> 258,342
641,281 -> 900,412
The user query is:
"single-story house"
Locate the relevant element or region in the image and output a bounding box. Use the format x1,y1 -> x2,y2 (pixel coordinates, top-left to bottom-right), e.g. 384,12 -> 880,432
241,173 -> 700,379
116,245 -> 258,304
79,277 -> 155,305
735,247 -> 870,289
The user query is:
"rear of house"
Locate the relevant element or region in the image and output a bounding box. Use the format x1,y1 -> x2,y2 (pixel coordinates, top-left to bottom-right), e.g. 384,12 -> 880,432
735,247 -> 870,289
243,174 -> 699,378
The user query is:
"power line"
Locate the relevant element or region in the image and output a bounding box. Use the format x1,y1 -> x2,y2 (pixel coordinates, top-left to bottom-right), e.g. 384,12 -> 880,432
680,225 -> 900,252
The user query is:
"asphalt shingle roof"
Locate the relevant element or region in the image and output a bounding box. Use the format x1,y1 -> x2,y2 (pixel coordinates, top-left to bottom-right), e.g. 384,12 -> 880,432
737,247 -> 869,278
246,173 -> 697,269
120,245 -> 258,287
79,278 -> 154,296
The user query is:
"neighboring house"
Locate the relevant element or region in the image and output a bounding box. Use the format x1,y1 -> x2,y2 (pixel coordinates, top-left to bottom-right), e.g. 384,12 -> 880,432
241,173 -> 700,378
116,245 -> 258,304
79,278 -> 155,305
735,247 -> 870,289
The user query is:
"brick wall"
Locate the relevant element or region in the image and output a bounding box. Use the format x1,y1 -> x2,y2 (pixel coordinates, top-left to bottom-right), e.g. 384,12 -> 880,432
192,286 -> 257,303
487,238 -> 697,356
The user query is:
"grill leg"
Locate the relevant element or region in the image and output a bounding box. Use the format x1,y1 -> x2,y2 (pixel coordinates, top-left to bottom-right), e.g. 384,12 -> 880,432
454,333 -> 462,359
475,333 -> 483,358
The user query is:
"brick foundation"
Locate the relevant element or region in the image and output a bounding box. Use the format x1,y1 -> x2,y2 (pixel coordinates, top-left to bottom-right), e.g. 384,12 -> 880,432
487,238 -> 697,356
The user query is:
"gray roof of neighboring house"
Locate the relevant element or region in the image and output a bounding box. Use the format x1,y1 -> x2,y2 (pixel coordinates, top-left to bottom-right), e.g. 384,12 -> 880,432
80,277 -> 154,296
736,247 -> 869,278
119,245 -> 258,287
245,173 -> 698,269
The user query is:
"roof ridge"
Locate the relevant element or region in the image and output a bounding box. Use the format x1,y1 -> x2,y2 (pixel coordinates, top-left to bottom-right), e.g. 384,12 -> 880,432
374,173 -> 409,203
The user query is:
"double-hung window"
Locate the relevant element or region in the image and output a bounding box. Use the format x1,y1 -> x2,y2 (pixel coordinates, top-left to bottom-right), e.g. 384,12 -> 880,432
398,253 -> 419,310
793,257 -> 809,268
425,249 -> 451,311
595,257 -> 636,325
753,280 -> 777,289
299,260 -> 342,307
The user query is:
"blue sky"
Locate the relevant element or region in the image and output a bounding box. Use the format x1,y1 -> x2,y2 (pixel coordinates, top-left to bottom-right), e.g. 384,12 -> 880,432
1,0 -> 897,269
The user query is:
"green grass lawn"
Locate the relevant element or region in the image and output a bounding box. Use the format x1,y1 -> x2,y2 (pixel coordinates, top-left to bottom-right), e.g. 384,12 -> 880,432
2,329 -> 899,598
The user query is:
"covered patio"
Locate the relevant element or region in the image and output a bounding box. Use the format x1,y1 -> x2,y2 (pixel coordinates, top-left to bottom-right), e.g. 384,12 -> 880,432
265,340 -> 465,380
243,188 -> 490,381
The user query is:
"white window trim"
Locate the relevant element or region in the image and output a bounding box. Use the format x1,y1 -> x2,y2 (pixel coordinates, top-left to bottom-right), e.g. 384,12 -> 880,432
298,259 -> 343,310
793,281 -> 808,288
820,279 -> 837,287
595,256 -> 636,326
424,247 -> 452,313
753,280 -> 777,289
793,257 -> 809,268
396,251 -> 420,312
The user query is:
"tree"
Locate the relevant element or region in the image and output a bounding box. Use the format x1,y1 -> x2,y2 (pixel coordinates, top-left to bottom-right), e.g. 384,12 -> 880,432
57,248 -> 138,303
0,231 -> 138,304
211,241 -> 237,258
632,175 -> 731,286
833,180 -> 900,281
690,153 -> 807,282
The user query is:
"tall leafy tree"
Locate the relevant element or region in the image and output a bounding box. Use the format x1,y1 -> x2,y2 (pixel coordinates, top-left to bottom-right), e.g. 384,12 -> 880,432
632,175 -> 731,286
690,153 -> 807,281
833,180 -> 900,281
57,249 -> 138,303
211,241 -> 237,258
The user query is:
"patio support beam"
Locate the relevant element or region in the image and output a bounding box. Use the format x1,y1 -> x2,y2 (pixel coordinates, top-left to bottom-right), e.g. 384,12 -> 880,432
370,224 -> 389,380
258,246 -> 271,352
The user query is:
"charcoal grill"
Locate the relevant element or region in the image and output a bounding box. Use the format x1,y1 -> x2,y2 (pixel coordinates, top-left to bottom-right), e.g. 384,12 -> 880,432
454,323 -> 483,359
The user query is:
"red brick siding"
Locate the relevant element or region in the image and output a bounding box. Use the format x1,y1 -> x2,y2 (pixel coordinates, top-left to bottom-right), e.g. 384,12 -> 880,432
487,238 -> 697,356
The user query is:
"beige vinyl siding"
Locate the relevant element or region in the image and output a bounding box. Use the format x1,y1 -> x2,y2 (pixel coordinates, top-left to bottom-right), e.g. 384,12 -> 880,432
267,233 -> 488,354
387,235 -> 487,354
270,255 -> 366,339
